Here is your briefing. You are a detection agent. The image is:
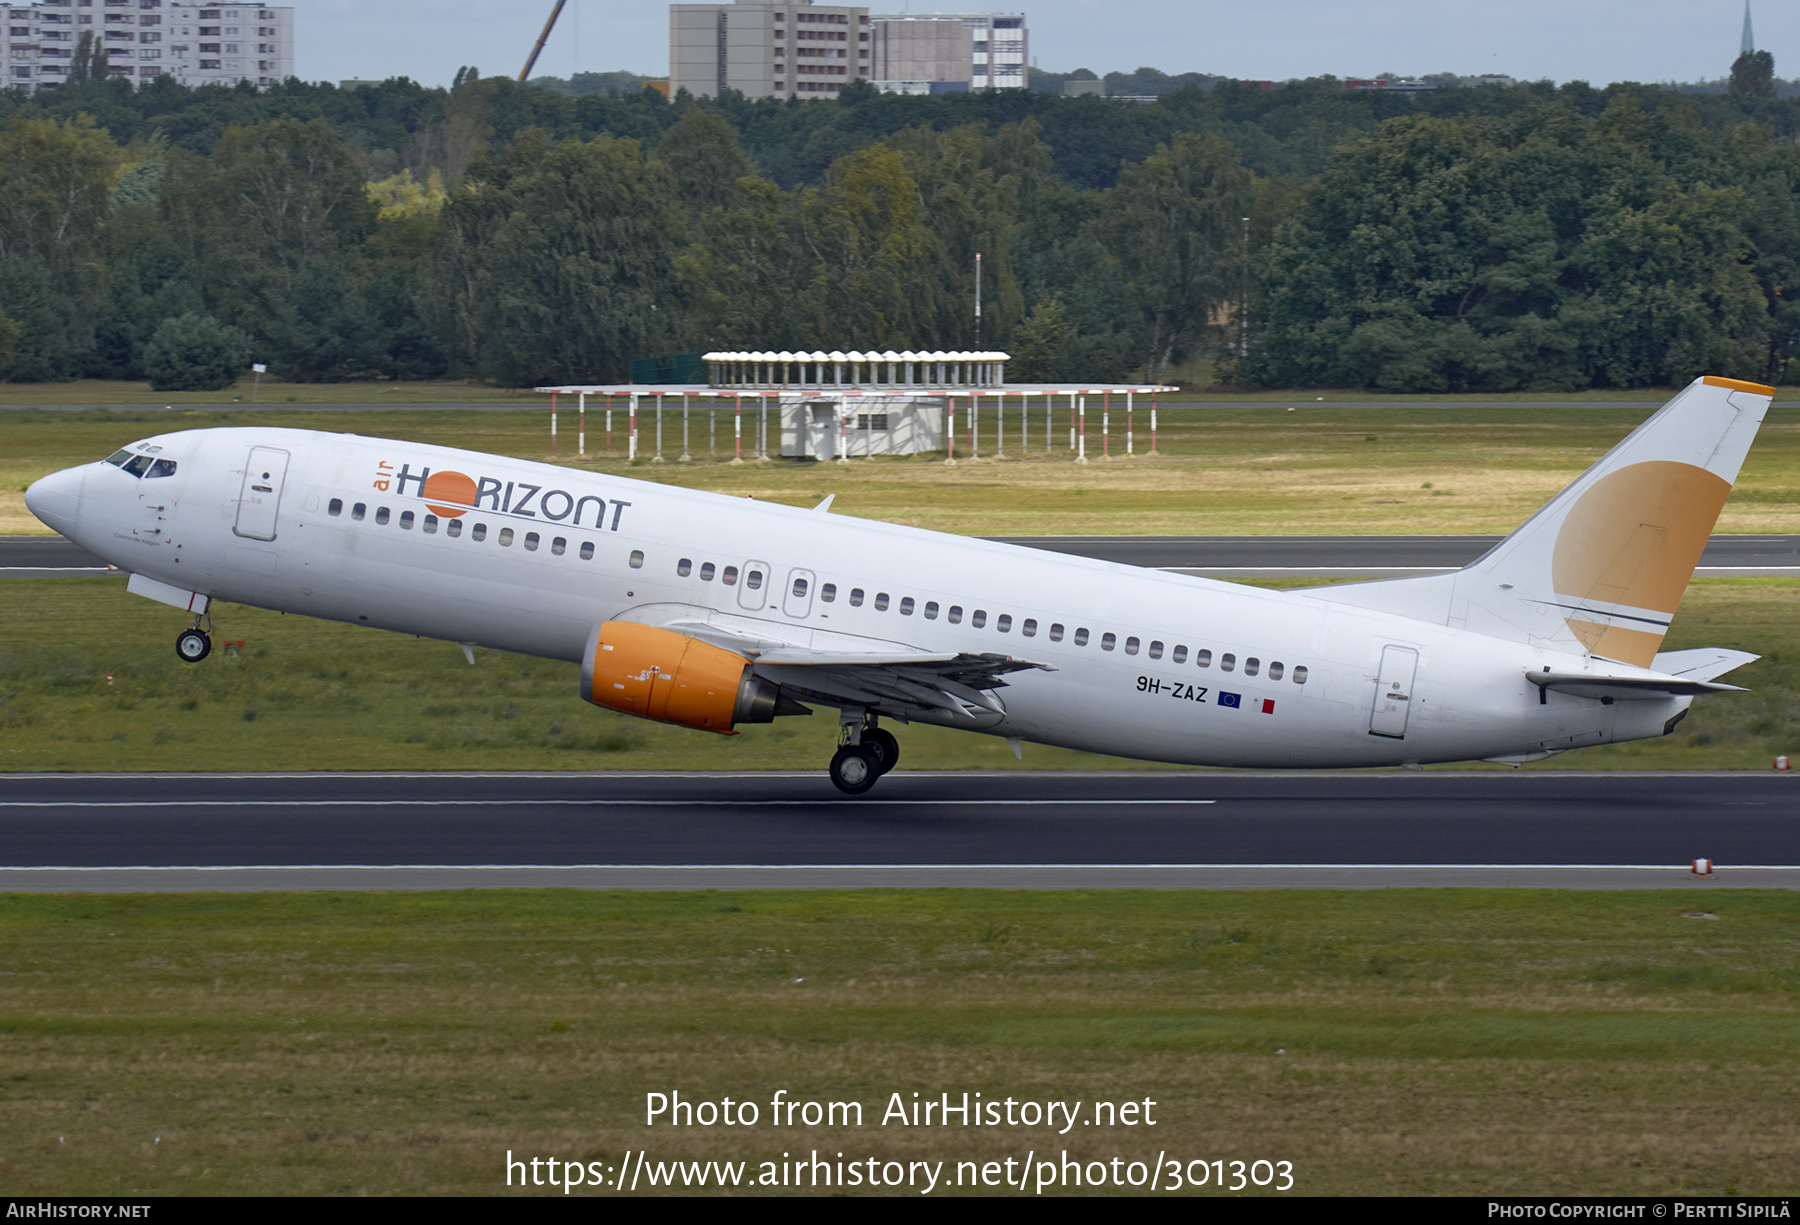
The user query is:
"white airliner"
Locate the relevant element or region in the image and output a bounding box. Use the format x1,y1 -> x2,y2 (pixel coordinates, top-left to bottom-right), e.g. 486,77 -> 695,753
23,376 -> 1769,793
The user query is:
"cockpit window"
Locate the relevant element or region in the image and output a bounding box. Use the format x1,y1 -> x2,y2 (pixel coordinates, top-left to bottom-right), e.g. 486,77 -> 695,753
104,449 -> 134,468
145,459 -> 177,479
122,455 -> 153,478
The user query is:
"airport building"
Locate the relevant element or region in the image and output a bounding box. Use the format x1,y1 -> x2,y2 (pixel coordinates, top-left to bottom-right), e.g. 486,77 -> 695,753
867,10 -> 1024,94
2,0 -> 293,94
669,0 -> 871,100
666,2 -> 1024,100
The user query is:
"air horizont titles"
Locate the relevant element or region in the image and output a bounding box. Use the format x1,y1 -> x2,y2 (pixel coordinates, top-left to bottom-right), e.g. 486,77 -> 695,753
375,461 -> 631,531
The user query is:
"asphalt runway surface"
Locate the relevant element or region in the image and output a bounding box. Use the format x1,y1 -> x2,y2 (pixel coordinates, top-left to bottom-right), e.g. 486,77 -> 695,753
7,533 -> 1800,579
1,771 -> 1795,891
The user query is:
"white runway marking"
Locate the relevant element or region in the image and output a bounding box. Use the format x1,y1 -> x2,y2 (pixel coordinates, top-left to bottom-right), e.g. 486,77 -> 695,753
0,798 -> 1218,809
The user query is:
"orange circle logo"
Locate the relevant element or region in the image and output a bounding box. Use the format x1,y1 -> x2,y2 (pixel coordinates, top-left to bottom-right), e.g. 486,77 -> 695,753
423,470 -> 476,517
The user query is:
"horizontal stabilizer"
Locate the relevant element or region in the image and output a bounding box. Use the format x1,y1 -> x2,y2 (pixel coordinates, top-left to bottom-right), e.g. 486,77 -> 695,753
1652,647 -> 1760,683
1527,669 -> 1745,701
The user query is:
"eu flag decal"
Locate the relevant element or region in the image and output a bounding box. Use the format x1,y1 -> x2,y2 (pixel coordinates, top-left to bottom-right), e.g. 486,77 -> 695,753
1218,692 -> 1241,708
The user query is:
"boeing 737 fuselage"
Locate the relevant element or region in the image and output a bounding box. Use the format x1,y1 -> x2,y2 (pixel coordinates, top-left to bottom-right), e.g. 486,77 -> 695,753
23,376 -> 1771,792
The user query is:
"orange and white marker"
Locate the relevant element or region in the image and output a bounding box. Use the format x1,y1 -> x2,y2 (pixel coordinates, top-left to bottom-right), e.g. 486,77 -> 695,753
1691,858 -> 1714,876
1775,755 -> 1791,772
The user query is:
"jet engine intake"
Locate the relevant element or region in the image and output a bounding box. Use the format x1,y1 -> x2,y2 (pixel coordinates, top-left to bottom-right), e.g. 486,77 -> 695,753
581,621 -> 804,733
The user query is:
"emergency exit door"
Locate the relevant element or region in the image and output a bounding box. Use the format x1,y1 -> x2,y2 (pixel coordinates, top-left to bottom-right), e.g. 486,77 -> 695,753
1369,645 -> 1419,739
233,446 -> 290,541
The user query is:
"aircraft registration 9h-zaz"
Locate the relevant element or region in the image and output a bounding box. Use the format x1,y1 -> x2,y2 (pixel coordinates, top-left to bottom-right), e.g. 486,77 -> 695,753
23,376 -> 1771,793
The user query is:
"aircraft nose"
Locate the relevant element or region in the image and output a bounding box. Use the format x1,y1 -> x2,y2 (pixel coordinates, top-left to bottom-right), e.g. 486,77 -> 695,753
23,466 -> 84,536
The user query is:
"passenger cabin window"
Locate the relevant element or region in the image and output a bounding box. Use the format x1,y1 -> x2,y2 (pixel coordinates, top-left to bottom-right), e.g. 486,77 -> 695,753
1147,640 -> 1162,659
447,519 -> 463,538
1196,649 -> 1212,667
723,566 -> 739,585
875,592 -> 890,611
375,507 -> 390,525
971,610 -> 987,628
146,459 -> 177,479
996,614 -> 1011,632
471,523 -> 487,542
424,514 -> 438,534
1049,623 -> 1064,642
701,562 -> 716,581
551,536 -> 565,555
678,558 -> 692,576
1022,618 -> 1037,637
524,532 -> 539,551
745,568 -> 763,589
580,541 -> 595,560
948,606 -> 963,624
630,550 -> 645,569
1269,661 -> 1284,680
1101,633 -> 1116,651
1124,636 -> 1139,655
1221,653 -> 1236,672
1074,628 -> 1090,646
497,527 -> 513,546
1245,657 -> 1259,677
352,503 -> 366,521
924,601 -> 939,620
792,577 -> 808,598
1292,666 -> 1308,684
328,498 -> 343,516
848,587 -> 863,605
399,510 -> 414,530
821,583 -> 836,602
1172,645 -> 1188,664
900,597 -> 914,615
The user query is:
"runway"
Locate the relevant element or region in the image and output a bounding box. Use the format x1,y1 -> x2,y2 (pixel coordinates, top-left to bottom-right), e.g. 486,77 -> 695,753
7,533 -> 1800,579
1,771 -> 1795,891
991,534 -> 1800,578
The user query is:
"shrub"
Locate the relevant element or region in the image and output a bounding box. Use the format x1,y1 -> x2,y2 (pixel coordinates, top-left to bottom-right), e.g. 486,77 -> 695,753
142,312 -> 252,391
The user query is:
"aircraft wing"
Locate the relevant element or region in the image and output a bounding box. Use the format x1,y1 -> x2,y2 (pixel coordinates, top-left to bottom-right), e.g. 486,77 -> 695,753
615,602 -> 1052,721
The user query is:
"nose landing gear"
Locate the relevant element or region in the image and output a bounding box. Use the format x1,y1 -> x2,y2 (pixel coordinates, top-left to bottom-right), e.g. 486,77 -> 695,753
829,712 -> 899,795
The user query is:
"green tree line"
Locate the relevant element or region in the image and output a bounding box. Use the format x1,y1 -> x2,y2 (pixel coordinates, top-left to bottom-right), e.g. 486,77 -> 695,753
6,71 -> 1800,389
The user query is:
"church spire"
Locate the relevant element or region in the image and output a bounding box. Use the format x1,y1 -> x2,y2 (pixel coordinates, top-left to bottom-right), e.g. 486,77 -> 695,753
1742,1 -> 1756,56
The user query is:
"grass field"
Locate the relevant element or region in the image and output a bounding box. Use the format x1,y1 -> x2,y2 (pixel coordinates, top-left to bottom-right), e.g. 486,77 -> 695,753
2,576 -> 1794,773
6,401 -> 1800,537
0,888 -> 1795,1196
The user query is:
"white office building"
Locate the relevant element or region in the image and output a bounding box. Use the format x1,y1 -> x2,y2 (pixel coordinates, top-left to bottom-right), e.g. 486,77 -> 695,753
670,0 -> 870,101
868,10 -> 1024,93
3,0 -> 292,94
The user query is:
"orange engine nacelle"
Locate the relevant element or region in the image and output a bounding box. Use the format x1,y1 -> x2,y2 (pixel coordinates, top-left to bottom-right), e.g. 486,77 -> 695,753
581,621 -> 791,734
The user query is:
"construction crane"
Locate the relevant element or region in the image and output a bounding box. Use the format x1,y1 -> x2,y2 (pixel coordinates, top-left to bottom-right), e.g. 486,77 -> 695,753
518,0 -> 569,82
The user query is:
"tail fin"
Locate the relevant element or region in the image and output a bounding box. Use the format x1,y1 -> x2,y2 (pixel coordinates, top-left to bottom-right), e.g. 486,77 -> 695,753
1310,376 -> 1773,666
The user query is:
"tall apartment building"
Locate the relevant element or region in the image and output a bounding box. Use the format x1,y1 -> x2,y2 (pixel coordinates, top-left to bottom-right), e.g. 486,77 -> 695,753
2,0 -> 292,94
670,0 -> 870,101
868,11 -> 1025,93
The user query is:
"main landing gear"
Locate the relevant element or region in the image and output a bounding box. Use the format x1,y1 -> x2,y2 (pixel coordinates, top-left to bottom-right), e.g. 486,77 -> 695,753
175,609 -> 213,664
829,713 -> 900,796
